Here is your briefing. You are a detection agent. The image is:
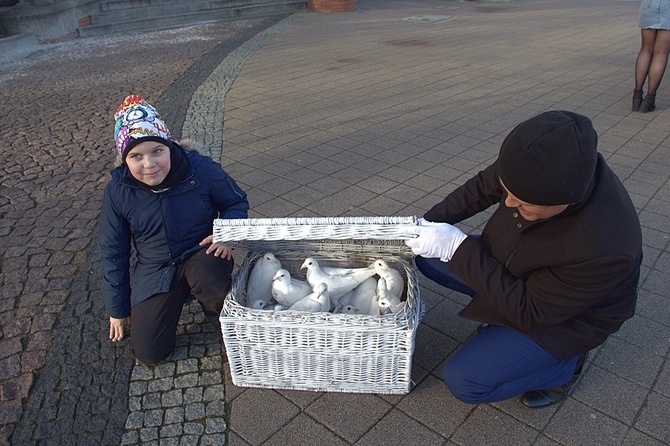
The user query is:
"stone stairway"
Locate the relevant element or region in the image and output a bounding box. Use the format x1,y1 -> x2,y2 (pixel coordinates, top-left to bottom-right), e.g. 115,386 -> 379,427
78,0 -> 306,37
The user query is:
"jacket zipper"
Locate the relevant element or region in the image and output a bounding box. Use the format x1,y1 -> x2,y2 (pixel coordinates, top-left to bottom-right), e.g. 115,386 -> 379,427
227,177 -> 246,200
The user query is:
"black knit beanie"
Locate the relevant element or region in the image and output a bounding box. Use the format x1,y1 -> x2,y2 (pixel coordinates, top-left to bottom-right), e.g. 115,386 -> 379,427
498,110 -> 598,206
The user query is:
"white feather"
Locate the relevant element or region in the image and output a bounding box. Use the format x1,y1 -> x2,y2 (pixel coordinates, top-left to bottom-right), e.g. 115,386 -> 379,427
246,252 -> 282,305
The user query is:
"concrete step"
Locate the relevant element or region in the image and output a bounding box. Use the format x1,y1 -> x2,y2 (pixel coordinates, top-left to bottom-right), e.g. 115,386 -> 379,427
99,0 -> 275,12
0,33 -> 39,61
94,0 -> 293,23
79,0 -> 305,37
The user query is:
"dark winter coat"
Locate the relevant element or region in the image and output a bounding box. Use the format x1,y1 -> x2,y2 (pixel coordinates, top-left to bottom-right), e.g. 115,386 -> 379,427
99,146 -> 249,319
424,154 -> 642,360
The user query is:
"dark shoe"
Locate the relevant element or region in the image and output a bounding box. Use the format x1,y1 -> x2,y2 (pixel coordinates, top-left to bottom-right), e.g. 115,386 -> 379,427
519,353 -> 588,409
632,89 -> 643,111
639,93 -> 656,113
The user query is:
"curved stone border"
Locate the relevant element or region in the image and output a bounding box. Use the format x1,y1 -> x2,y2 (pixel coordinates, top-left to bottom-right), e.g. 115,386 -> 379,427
182,12 -> 306,162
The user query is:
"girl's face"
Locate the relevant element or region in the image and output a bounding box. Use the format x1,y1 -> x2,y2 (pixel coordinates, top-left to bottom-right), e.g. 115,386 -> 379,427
125,140 -> 171,186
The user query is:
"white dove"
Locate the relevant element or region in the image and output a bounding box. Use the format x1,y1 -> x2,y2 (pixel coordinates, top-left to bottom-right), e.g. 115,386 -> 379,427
350,276 -> 378,314
300,257 -> 376,302
333,289 -> 353,311
334,304 -> 360,314
368,294 -> 381,316
246,252 -> 281,305
288,283 -> 331,313
249,299 -> 269,310
271,269 -> 312,308
377,278 -> 405,314
373,259 -> 404,298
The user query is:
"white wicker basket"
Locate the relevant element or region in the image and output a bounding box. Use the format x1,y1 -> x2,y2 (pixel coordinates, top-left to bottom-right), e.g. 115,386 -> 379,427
213,216 -> 424,394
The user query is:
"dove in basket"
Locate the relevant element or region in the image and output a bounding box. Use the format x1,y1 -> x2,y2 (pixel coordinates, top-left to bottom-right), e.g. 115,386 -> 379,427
334,304 -> 361,314
287,283 -> 330,313
271,269 -> 312,308
301,257 -> 376,303
350,276 -> 378,315
246,252 -> 281,305
373,259 -> 404,298
377,278 -> 405,314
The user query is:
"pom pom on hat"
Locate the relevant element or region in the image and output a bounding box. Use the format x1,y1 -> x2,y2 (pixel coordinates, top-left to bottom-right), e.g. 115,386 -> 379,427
498,110 -> 598,206
114,94 -> 171,158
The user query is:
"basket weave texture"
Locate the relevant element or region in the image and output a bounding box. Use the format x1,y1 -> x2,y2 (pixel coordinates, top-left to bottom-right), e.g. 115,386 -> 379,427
213,216 -> 424,394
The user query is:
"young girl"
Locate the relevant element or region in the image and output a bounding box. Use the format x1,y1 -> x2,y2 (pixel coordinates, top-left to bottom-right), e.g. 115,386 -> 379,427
99,95 -> 249,364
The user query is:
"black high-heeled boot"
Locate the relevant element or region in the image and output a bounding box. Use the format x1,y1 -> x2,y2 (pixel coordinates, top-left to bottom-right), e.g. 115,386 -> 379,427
639,93 -> 656,113
632,89 -> 643,111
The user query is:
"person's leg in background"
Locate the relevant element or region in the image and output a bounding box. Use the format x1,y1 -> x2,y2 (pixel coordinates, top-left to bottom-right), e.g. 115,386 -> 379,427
640,29 -> 670,111
633,28 -> 655,110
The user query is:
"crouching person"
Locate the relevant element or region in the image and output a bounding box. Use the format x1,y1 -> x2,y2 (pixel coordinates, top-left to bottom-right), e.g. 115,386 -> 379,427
405,111 -> 642,408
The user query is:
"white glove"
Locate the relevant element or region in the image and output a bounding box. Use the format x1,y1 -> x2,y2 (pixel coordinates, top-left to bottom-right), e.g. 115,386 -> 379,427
404,218 -> 467,262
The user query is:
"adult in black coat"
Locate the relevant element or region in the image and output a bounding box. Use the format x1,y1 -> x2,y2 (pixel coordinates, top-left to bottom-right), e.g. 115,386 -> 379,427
405,111 -> 642,408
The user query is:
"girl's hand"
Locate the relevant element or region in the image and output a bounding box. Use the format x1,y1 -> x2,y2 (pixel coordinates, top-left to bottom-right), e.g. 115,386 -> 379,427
200,235 -> 233,260
109,316 -> 131,342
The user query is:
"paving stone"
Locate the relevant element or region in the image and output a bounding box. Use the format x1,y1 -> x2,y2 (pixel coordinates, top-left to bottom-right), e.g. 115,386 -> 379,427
164,407 -> 185,425
185,402 -> 206,421
175,358 -> 199,375
139,427 -> 159,443
357,409 -> 446,446
131,366 -> 155,381
147,378 -> 174,393
177,435 -> 201,446
305,393 -> 391,443
205,400 -> 226,417
124,412 -> 144,430
161,389 -> 183,408
141,393 -> 162,410
183,422 -> 205,436
159,423 -> 183,438
205,417 -> 227,434
202,384 -> 226,402
412,323 -> 461,373
544,399 -> 628,445
452,404 -> 539,446
183,387 -> 204,404
199,370 -> 221,386
174,373 -> 199,389
396,374 -> 472,437
634,391 -> 670,443
229,389 -> 301,444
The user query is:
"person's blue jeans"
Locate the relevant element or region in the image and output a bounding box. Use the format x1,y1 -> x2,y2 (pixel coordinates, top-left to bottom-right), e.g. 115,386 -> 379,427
414,255 -> 578,404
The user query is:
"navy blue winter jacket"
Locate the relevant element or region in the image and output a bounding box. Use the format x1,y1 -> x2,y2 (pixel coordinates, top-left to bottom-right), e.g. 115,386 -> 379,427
99,146 -> 249,319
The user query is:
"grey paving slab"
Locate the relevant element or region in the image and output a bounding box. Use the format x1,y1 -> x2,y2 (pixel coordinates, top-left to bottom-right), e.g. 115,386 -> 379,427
0,0 -> 669,445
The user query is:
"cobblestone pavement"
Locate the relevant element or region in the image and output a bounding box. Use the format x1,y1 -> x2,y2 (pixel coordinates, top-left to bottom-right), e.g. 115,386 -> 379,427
1,0 -> 670,445
0,15 -> 292,445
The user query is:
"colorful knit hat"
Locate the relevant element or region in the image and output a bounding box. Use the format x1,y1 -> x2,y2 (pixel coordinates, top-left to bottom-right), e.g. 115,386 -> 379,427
114,94 -> 172,158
